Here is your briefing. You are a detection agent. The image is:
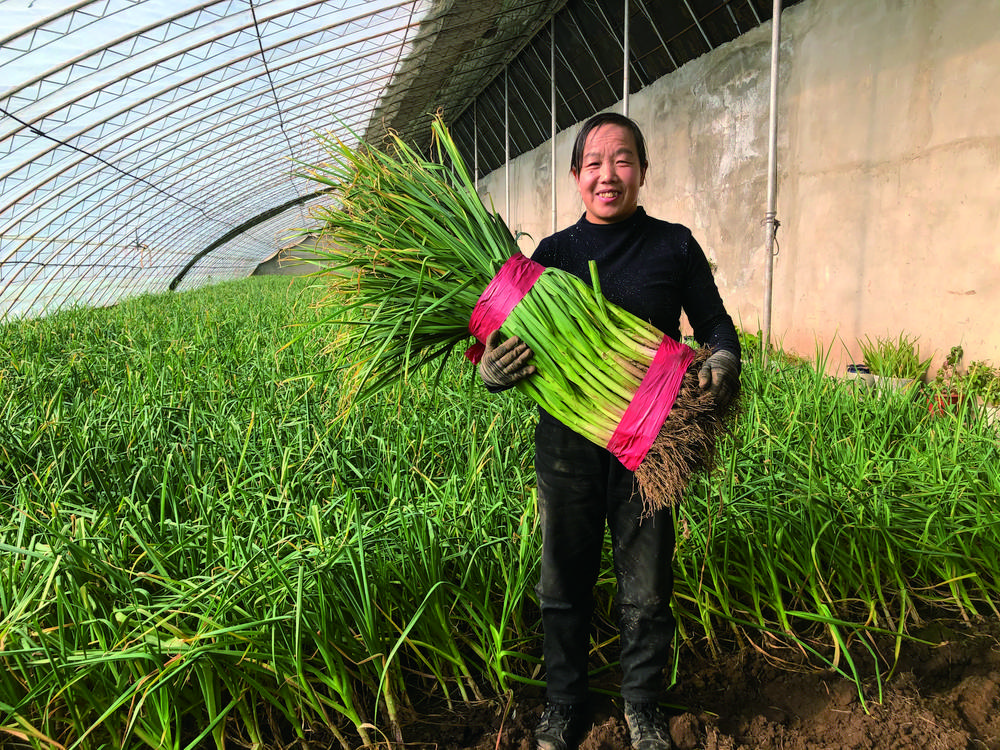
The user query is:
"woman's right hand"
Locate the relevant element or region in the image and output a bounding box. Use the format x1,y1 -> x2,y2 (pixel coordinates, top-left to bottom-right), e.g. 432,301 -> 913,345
478,329 -> 536,391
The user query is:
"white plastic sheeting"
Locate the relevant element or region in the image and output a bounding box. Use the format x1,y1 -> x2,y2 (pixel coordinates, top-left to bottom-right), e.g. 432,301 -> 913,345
1,0 -> 428,319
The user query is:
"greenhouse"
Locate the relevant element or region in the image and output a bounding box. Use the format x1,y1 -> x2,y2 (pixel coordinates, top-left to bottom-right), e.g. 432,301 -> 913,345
3,0 -> 1000,749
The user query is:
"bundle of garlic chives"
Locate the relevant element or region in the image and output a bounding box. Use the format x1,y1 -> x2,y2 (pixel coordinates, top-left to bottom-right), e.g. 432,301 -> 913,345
466,251 -> 720,511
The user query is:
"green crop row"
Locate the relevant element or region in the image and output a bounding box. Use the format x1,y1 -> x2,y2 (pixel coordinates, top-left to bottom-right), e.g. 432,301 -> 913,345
2,276 -> 998,749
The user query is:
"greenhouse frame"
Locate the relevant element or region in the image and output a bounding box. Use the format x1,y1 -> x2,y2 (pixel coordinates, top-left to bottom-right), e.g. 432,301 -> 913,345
2,0 -> 797,321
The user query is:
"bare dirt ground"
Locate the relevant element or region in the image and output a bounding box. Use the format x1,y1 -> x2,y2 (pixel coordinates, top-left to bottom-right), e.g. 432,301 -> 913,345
400,617 -> 1000,750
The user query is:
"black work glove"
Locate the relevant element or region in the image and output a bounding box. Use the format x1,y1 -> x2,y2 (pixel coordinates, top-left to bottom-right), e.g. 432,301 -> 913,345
478,329 -> 535,392
697,349 -> 740,411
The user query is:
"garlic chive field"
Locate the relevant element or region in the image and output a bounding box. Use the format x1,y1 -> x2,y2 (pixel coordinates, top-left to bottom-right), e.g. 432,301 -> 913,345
2,276 -> 999,749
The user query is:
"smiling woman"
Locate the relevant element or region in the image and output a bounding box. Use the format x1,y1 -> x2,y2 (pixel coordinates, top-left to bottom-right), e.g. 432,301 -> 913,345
509,111 -> 743,750
570,116 -> 648,224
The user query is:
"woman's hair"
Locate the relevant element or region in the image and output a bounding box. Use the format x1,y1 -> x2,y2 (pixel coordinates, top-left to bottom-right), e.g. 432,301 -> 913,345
570,112 -> 649,174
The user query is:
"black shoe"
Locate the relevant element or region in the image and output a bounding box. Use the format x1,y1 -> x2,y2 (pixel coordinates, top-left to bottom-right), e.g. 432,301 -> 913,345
534,701 -> 588,750
624,701 -> 673,750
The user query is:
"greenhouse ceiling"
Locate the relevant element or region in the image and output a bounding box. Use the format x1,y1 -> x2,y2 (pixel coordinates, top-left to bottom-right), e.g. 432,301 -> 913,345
1,0 -> 795,320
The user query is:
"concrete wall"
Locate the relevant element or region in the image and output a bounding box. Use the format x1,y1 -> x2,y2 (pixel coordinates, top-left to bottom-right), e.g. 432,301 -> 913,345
478,0 -> 1000,374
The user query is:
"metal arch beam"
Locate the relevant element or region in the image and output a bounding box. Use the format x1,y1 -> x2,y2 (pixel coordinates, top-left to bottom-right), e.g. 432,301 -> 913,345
5,104 -> 343,317
143,126 -> 349,236
564,5 -> 618,104
726,3 -> 744,34
476,86 -> 507,168
2,96 -> 345,314
506,56 -> 551,146
1,41 -> 406,236
0,22 -> 419,282
180,198 -> 321,275
634,0 -> 678,71
3,1 -> 243,106
0,0 -> 221,64
7,125 -> 308,311
680,0 -> 714,51
2,0 -> 410,107
123,93 -> 377,222
26,176 -> 301,315
0,1 -> 420,304
191,183 -> 326,254
168,188 -> 331,290
590,0 -> 639,93
0,0 -> 93,46
448,0 -> 800,178
531,31 -> 574,121
0,41 -> 416,291
451,20 -> 582,176
2,7 -> 419,177
5,56 -> 396,246
371,0 -> 569,149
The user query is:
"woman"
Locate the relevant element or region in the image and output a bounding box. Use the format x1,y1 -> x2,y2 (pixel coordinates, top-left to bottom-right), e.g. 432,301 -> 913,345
479,112 -> 740,750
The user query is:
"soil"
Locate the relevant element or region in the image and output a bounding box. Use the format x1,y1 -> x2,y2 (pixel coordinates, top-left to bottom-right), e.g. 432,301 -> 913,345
396,617 -> 1000,750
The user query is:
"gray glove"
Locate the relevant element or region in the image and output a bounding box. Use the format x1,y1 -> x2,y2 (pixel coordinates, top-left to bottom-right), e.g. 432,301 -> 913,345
478,329 -> 535,392
697,349 -> 740,410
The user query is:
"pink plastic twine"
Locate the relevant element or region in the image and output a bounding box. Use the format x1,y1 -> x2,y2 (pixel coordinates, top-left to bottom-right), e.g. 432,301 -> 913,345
465,252 -> 544,363
605,335 -> 695,470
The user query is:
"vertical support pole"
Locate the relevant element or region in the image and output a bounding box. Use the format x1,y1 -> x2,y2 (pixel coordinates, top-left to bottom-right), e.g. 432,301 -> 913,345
505,66 -> 511,225
622,0 -> 630,116
473,100 -> 479,184
551,17 -> 558,234
762,0 -> 782,364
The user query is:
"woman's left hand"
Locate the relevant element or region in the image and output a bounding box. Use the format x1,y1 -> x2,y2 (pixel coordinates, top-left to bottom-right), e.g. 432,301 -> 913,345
697,350 -> 740,410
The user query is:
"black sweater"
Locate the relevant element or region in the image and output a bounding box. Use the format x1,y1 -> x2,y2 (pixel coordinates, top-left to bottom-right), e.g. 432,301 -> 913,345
531,207 -> 741,358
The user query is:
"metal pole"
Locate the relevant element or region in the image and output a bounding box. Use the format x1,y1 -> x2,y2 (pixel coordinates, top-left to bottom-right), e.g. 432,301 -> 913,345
505,66 -> 511,224
622,0 -> 630,116
761,0 -> 782,364
551,18 -> 558,234
473,100 -> 479,184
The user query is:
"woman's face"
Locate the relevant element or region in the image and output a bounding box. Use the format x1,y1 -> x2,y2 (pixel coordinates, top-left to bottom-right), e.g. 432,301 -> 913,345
572,123 -> 646,224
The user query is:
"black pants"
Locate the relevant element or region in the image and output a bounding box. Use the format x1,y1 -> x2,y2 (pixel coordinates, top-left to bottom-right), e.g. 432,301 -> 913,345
534,416 -> 676,705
